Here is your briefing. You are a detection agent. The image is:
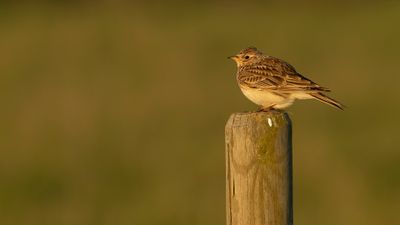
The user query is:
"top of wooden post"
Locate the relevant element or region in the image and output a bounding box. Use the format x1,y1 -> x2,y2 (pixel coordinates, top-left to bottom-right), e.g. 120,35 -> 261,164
225,110 -> 291,131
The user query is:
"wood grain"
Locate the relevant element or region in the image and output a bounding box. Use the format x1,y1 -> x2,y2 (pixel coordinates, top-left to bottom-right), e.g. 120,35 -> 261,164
225,111 -> 293,225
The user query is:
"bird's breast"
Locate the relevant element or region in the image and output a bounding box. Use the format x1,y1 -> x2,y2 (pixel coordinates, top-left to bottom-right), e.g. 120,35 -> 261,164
239,86 -> 286,107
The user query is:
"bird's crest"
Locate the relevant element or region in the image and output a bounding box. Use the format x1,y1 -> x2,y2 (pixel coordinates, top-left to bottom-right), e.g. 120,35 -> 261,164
239,47 -> 261,55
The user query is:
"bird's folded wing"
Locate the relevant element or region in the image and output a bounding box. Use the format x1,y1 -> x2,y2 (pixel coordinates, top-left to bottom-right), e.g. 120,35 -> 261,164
238,67 -> 330,92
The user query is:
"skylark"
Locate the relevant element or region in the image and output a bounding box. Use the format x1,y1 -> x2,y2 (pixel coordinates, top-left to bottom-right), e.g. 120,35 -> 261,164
229,47 -> 343,111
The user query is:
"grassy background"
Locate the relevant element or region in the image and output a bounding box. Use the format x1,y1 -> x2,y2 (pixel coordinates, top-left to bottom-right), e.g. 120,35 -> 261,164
1,1 -> 400,225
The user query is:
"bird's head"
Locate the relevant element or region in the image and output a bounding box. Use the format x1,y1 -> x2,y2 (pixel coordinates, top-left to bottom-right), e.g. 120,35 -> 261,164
228,47 -> 263,67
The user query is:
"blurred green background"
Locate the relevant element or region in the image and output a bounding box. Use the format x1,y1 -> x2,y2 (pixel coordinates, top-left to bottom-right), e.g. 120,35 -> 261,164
1,1 -> 400,225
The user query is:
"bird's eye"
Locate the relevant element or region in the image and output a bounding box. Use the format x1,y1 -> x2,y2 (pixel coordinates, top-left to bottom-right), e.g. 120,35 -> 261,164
244,55 -> 250,59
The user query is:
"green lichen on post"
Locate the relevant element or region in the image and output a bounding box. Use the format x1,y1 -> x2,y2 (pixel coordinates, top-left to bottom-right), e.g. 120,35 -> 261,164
255,111 -> 290,165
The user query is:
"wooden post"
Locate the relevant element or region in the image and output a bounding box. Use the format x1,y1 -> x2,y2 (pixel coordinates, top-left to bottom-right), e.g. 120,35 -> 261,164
225,111 -> 293,225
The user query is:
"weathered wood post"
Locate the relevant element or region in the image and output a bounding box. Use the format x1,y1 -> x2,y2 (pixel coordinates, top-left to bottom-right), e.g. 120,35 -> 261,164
225,111 -> 293,225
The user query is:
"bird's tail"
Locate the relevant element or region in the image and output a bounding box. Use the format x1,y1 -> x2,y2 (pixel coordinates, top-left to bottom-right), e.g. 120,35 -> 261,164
310,92 -> 344,110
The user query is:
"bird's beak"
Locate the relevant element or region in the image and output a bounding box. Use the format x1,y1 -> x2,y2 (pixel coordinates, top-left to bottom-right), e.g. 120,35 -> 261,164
228,55 -> 238,60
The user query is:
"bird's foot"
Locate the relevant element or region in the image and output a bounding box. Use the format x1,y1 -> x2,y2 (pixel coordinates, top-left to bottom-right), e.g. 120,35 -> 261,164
256,105 -> 286,113
257,106 -> 275,112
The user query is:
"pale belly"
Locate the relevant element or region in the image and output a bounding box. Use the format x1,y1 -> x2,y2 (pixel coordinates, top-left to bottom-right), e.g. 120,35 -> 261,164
240,87 -> 295,109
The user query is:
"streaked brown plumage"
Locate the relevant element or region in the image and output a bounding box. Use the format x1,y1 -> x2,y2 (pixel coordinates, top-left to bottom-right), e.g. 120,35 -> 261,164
229,47 -> 343,110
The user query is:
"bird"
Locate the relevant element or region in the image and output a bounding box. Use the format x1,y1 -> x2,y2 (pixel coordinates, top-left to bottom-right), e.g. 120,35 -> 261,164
228,47 -> 343,111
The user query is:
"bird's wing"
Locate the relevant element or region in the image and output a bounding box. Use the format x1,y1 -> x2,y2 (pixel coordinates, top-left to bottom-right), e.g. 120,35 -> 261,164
238,57 -> 330,92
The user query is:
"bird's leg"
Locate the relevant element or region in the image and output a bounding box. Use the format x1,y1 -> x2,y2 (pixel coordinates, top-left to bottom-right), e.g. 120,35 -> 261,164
257,105 -> 276,112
